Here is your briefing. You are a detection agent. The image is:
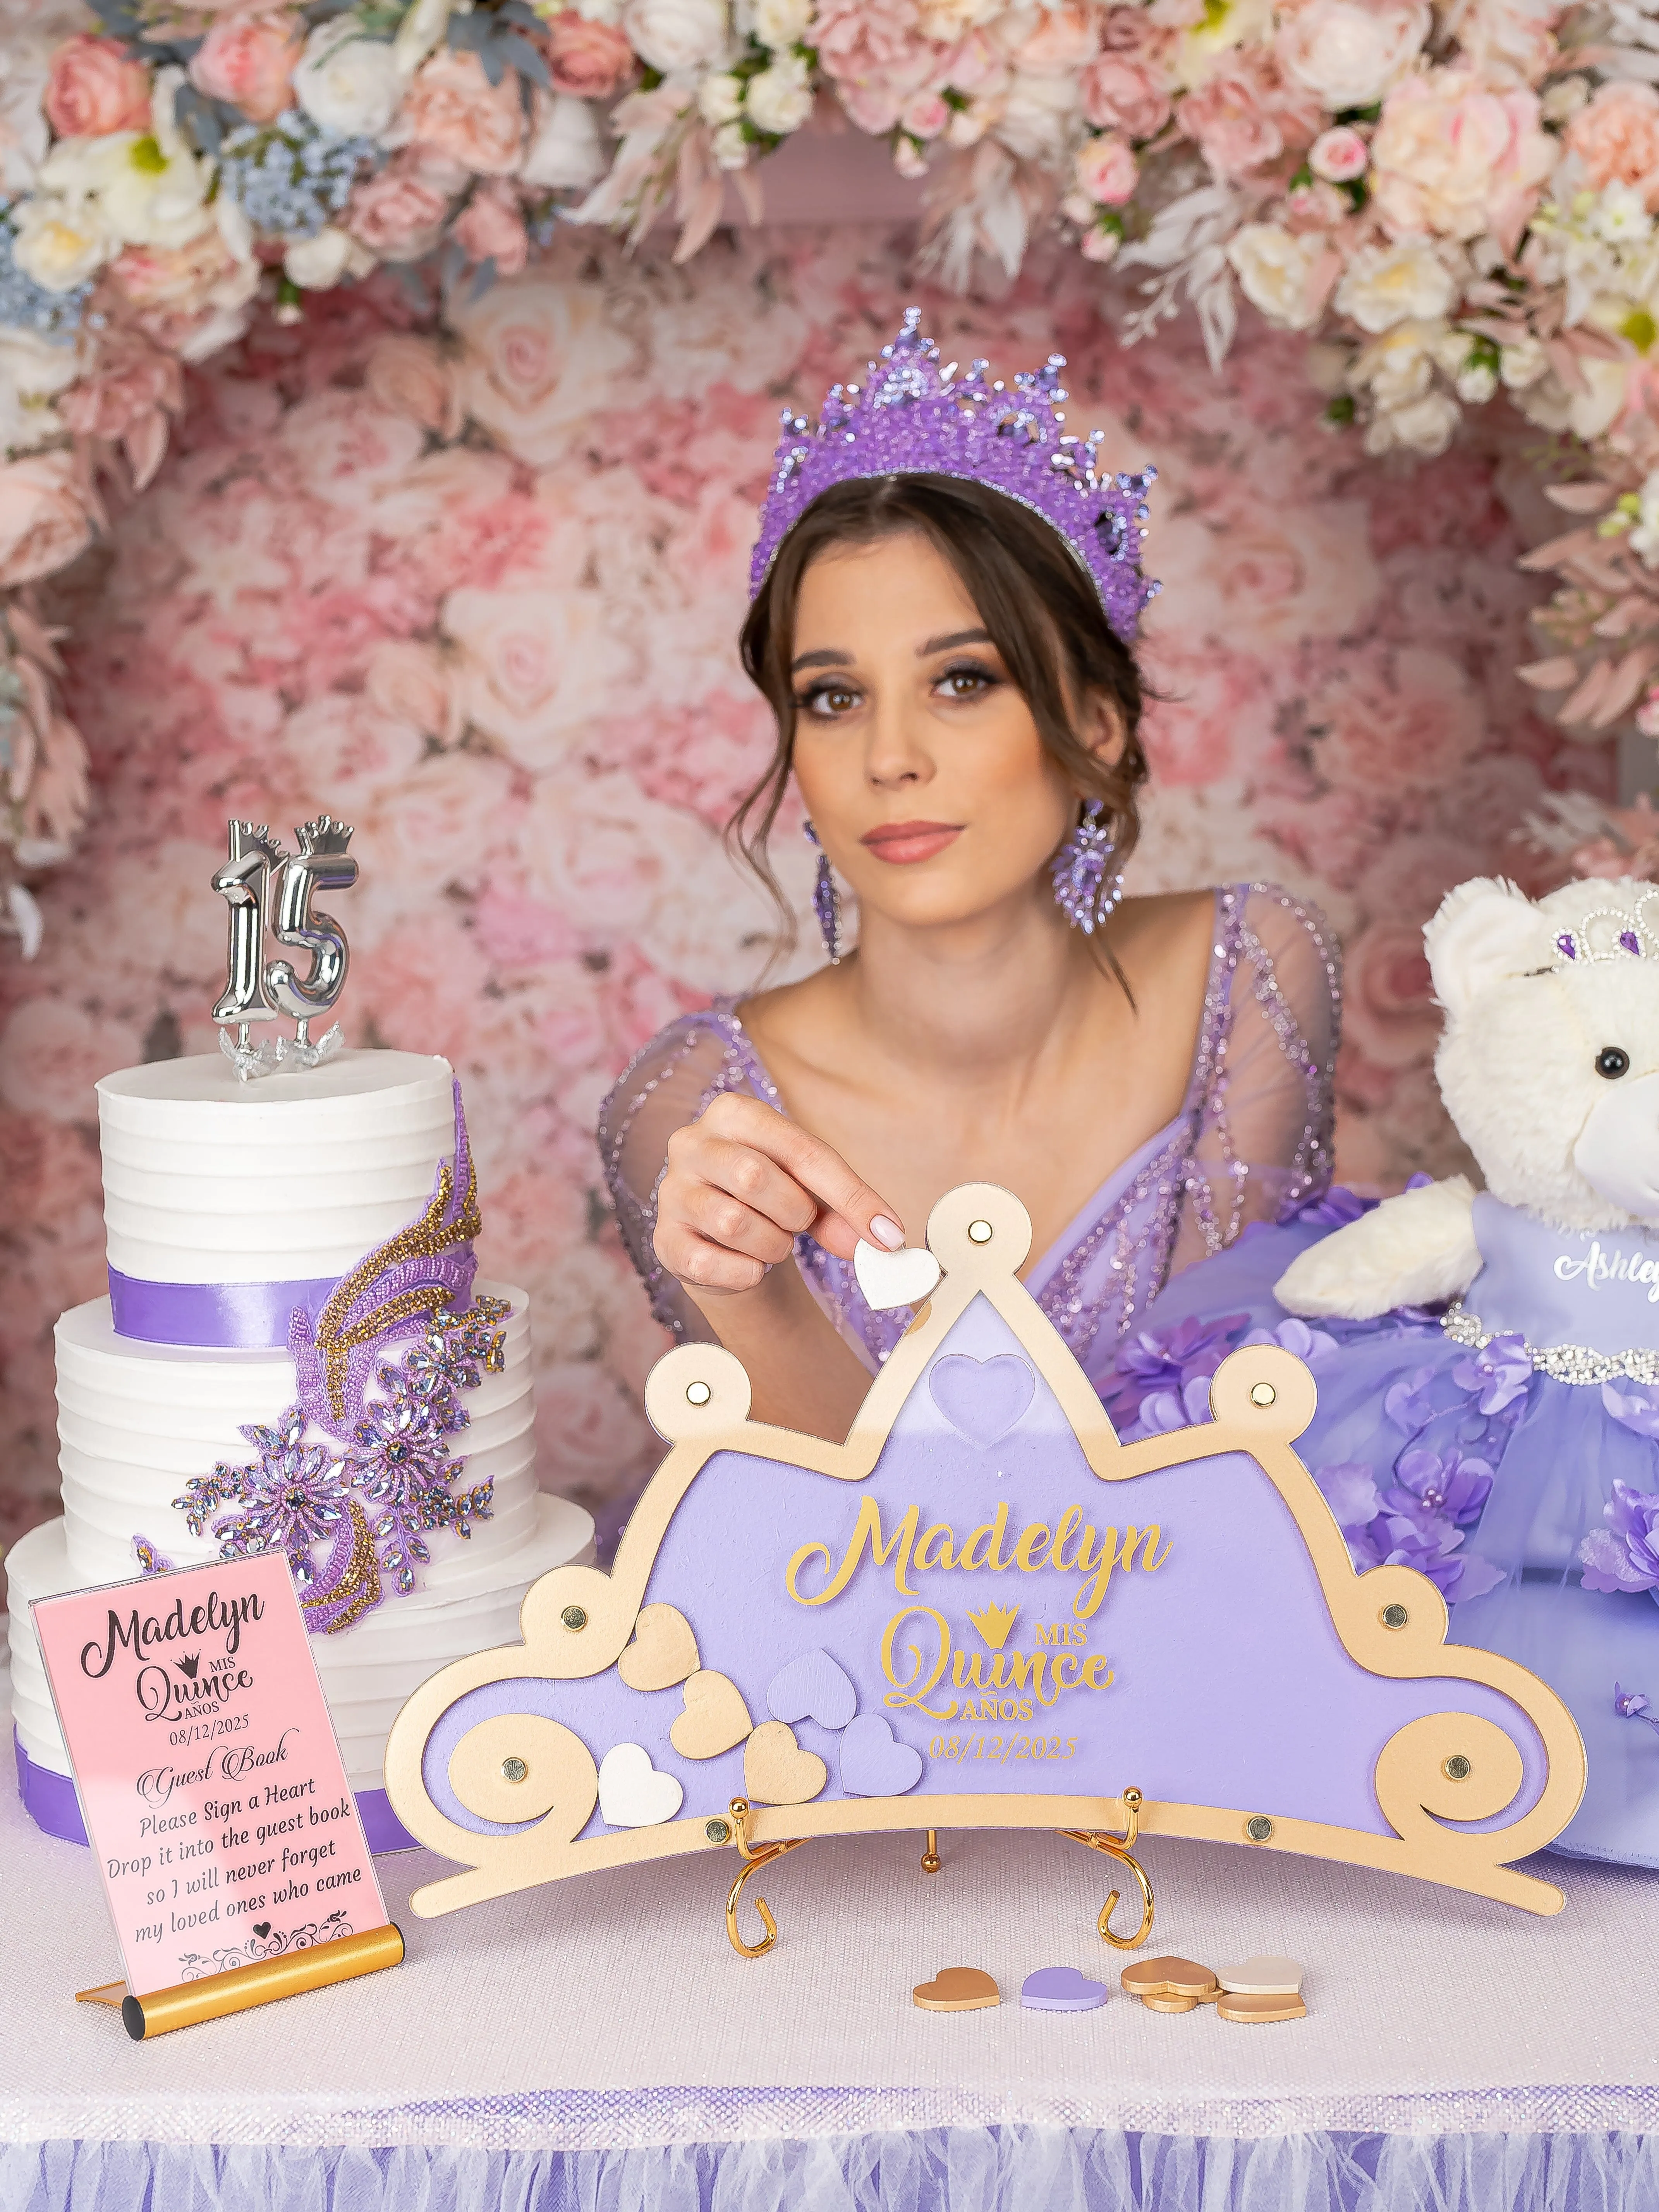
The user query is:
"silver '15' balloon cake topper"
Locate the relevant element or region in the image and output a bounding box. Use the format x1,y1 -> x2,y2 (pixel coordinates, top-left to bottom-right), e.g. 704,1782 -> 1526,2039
211,815 -> 357,1082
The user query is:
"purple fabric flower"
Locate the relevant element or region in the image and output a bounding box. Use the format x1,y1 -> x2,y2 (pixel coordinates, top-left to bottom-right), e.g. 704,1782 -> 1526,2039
1383,1446 -> 1493,1529
1580,1480 -> 1659,1596
1243,1316 -> 1337,1367
1315,1461 -> 1380,1528
1451,1334 -> 1532,1417
1280,1185 -> 1378,1230
1602,1381 -> 1659,1441
1103,1312 -> 1247,1429
1346,1507 -> 1503,1601
1129,1373 -> 1216,1438
1382,1365 -> 1441,1437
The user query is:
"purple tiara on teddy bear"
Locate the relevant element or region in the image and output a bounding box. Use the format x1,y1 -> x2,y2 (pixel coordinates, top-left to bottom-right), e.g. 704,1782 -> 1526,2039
749,308 -> 1160,646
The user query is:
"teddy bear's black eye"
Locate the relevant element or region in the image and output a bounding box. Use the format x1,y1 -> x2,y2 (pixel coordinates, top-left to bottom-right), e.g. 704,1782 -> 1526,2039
1596,1047 -> 1632,1080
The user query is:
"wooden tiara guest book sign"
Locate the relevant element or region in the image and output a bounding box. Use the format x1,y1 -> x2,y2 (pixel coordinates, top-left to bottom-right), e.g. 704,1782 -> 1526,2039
383,1186 -> 1587,1949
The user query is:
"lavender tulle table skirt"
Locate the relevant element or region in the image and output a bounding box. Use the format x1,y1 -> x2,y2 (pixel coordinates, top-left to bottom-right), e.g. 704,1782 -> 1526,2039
5,1663 -> 1659,2212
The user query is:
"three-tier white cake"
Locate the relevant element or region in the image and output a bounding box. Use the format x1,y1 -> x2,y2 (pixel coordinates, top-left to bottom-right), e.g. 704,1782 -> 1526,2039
6,1047 -> 592,1846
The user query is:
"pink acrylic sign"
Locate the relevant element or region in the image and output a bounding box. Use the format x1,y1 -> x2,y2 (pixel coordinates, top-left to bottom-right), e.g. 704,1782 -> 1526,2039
32,1550 -> 387,1999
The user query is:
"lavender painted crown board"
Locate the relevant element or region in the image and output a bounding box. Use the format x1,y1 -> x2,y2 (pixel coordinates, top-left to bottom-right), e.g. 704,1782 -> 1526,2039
383,1185 -> 1587,1925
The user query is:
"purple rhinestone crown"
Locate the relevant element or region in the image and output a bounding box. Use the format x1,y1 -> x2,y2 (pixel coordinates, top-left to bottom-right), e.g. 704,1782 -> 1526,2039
749,308 -> 1160,646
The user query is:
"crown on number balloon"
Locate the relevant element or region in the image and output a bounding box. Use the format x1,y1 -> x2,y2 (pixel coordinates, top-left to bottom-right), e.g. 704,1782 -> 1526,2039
211,815 -> 357,1082
749,308 -> 1160,646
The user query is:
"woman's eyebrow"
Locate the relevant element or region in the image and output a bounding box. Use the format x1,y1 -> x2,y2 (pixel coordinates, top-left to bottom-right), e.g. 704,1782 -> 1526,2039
919,627 -> 991,654
790,647 -> 852,671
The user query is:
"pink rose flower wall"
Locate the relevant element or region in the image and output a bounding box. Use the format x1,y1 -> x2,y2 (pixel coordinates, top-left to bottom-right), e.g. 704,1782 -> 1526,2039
0,227 -> 1608,1558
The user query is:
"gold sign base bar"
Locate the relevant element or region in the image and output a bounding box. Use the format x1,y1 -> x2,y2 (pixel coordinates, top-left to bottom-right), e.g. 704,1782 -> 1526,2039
76,1923 -> 404,2040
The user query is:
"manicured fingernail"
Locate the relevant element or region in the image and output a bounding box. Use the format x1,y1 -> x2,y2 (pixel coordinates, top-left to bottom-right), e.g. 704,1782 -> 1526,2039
871,1215 -> 905,1251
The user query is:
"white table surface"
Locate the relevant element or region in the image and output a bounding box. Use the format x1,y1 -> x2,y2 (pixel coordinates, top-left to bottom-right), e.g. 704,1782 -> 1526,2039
3,1681 -> 1658,2156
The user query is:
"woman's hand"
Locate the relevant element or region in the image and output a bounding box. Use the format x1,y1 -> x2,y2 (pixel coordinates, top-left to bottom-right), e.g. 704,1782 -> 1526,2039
654,1091 -> 904,1299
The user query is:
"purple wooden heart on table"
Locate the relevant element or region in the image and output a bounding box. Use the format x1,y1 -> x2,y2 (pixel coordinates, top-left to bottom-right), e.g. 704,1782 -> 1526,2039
928,1353 -> 1035,1448
767,1647 -> 857,1732
1021,1965 -> 1108,2013
840,1714 -> 924,1797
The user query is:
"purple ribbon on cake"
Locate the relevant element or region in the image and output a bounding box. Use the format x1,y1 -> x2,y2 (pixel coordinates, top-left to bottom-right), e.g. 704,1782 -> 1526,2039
108,1266 -> 343,1350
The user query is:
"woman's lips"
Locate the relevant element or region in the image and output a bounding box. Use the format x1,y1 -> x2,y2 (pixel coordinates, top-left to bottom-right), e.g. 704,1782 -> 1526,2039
860,821 -> 963,865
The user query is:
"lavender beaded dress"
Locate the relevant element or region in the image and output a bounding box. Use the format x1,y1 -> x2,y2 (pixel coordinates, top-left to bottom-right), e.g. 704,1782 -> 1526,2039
598,883 -> 1339,1393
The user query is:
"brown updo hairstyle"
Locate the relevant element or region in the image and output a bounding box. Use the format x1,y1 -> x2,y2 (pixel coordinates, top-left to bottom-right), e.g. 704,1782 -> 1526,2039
729,474 -> 1150,958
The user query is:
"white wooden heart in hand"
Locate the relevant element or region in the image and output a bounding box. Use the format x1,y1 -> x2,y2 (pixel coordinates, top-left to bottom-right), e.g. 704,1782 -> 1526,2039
598,1742 -> 684,1828
853,1240 -> 942,1312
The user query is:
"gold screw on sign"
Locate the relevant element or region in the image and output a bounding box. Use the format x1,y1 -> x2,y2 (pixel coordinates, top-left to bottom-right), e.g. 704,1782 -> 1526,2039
1058,1786 -> 1155,1949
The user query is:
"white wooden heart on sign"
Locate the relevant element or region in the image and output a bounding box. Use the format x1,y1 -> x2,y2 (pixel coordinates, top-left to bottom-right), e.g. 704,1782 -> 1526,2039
598,1742 -> 684,1828
853,1239 -> 942,1312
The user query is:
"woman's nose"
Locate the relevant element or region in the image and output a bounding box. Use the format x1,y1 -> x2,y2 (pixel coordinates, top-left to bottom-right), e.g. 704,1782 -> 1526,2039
863,688 -> 933,787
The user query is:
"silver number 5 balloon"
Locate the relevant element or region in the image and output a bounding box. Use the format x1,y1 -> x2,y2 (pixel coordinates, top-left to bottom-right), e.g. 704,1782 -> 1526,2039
265,815 -> 358,1040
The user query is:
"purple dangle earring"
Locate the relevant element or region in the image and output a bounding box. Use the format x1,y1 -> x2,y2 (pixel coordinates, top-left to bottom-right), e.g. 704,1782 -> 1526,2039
803,820 -> 844,964
1051,801 -> 1124,936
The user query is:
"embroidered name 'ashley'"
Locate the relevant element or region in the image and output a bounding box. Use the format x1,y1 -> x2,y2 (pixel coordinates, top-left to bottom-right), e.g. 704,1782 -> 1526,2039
1554,1243 -> 1659,1302
785,1498 -> 1170,1621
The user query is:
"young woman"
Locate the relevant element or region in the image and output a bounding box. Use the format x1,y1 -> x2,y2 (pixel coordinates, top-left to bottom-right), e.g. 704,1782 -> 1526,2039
599,314 -> 1339,1439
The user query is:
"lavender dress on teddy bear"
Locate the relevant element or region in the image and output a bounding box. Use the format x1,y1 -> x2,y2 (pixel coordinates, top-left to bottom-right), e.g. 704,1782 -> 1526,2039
1108,876 -> 1659,1870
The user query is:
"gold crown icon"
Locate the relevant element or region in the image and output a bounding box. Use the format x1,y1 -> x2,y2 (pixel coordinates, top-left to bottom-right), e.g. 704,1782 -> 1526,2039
967,1602 -> 1020,1651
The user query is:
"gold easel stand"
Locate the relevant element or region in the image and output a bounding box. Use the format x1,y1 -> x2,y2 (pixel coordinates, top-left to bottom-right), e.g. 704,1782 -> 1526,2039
77,1923 -> 404,2040
720,1790 -> 1154,1957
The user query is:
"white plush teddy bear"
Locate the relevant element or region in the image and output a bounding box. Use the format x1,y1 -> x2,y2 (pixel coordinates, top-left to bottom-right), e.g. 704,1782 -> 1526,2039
1276,874 -> 1659,1320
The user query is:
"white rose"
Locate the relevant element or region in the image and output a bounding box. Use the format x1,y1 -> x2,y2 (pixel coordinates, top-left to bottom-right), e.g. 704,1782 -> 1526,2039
283,225 -> 374,289
712,118 -> 749,167
1541,74 -> 1590,125
754,0 -> 812,46
995,72 -> 1074,164
745,58 -> 811,135
521,91 -> 605,189
1225,223 -> 1326,332
1276,0 -> 1429,111
1348,319 -> 1439,409
294,16 -> 404,138
37,131 -> 211,253
1455,357 -> 1498,404
1366,390 -> 1459,457
623,0 -> 729,76
9,194 -> 114,291
697,71 -> 744,126
1334,240 -> 1458,335
392,0 -> 453,76
1498,334 -> 1548,389
1513,355 -> 1630,441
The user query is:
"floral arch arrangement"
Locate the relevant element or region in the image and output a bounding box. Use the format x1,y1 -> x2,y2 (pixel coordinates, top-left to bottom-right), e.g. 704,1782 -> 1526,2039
2,0 -> 1658,948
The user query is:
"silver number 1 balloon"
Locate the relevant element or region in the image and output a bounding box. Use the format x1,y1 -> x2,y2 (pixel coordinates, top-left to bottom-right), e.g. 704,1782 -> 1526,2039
211,821 -> 285,1032
264,815 -> 358,1044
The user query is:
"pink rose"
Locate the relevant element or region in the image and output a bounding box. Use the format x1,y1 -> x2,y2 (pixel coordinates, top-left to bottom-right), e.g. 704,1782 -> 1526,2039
1080,54 -> 1170,140
1341,921 -> 1440,1070
0,453 -> 98,591
58,331 -> 183,492
1316,647 -> 1485,793
1017,5 -> 1099,73
365,639 -> 464,744
1074,131 -> 1139,205
188,10 -> 302,122
811,0 -> 935,131
901,91 -> 949,139
533,1361 -> 656,1493
347,151 -> 453,260
400,47 -> 526,177
1566,81 -> 1659,209
1371,68 -> 1554,249
1180,60 -> 1285,180
364,331 -> 461,436
43,34 -> 152,138
1275,0 -> 1428,113
1310,124 -> 1368,183
0,997 -> 141,1122
453,180 -> 529,276
543,12 -> 636,98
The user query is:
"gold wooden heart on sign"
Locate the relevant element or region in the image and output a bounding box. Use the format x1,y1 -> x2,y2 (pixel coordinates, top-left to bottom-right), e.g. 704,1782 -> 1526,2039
744,1720 -> 827,1805
618,1603 -> 699,1693
669,1669 -> 752,1759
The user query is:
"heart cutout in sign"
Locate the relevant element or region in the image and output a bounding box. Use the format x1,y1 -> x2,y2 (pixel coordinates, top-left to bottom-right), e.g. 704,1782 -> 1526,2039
744,1720 -> 828,1805
252,1922 -> 271,1938
668,1669 -> 753,1760
766,1647 -> 856,1731
618,1603 -> 700,1693
853,1239 -> 941,1312
928,1353 -> 1036,1448
598,1742 -> 684,1828
840,1712 -> 924,1796
913,1966 -> 1000,2013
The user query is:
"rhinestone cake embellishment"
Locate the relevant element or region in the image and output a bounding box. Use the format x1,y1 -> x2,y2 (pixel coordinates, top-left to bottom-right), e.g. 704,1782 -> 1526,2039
750,309 -> 1159,645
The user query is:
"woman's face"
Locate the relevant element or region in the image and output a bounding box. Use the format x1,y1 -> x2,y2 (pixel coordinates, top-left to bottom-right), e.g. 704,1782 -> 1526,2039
788,530 -> 1116,938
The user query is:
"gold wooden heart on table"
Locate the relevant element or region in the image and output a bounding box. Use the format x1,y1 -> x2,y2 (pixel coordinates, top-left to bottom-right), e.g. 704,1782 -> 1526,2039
669,1669 -> 753,1759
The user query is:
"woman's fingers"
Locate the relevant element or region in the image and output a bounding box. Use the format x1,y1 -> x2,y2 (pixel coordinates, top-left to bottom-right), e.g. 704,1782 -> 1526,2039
694,1094 -> 903,1262
659,1228 -> 770,1295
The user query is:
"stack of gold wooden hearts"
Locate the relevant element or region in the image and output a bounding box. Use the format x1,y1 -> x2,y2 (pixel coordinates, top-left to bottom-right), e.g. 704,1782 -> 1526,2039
1119,1954 -> 1305,2023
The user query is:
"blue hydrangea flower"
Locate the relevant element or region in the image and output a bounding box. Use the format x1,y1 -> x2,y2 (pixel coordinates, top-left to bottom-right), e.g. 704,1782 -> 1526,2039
0,206 -> 91,339
217,112 -> 378,239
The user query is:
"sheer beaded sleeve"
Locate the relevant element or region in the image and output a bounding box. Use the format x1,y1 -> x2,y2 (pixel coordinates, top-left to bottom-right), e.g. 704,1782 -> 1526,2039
1167,883 -> 1340,1280
596,1009 -> 755,1348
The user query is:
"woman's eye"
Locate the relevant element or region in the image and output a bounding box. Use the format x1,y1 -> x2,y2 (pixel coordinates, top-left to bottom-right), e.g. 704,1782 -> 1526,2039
936,665 -> 994,701
1596,1046 -> 1632,1080
800,684 -> 860,718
